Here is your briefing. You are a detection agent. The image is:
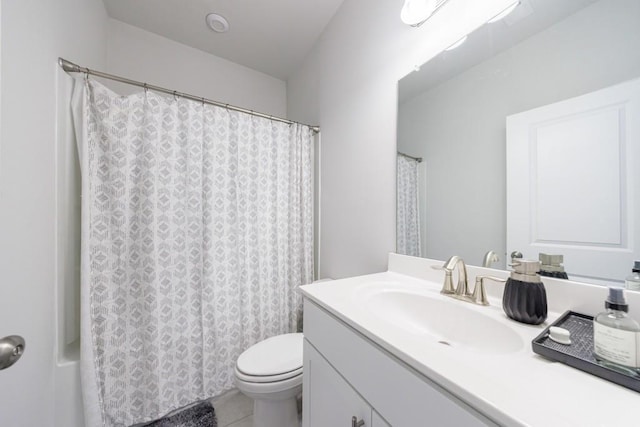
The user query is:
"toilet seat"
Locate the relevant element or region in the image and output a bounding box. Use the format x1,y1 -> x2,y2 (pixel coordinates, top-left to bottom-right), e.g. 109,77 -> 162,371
235,365 -> 302,383
236,333 -> 303,383
235,368 -> 302,396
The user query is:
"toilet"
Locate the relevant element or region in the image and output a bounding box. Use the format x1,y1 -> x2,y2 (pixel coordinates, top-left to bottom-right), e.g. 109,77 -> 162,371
235,333 -> 303,427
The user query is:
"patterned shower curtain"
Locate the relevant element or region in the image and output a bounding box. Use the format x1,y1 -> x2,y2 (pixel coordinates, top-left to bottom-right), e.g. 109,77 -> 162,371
396,155 -> 422,257
73,80 -> 314,427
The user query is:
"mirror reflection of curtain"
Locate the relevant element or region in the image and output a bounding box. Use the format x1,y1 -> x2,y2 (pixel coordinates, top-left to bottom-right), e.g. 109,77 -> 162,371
397,155 -> 422,257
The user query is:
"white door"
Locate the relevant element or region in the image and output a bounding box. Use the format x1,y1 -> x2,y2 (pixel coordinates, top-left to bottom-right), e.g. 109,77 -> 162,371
0,2 -> 57,425
506,78 -> 640,284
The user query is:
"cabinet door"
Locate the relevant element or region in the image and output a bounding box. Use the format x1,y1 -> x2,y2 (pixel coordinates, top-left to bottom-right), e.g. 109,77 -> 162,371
372,410 -> 391,427
304,340 -> 371,427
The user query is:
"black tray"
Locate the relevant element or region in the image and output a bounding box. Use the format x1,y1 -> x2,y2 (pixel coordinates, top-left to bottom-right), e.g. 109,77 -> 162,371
532,310 -> 640,393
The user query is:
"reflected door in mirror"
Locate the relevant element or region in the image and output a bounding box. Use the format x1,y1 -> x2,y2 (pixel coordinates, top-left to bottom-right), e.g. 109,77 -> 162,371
506,78 -> 640,284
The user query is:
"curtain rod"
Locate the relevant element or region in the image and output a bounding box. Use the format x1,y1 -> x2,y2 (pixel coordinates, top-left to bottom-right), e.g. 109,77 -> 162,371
397,152 -> 423,163
58,57 -> 320,134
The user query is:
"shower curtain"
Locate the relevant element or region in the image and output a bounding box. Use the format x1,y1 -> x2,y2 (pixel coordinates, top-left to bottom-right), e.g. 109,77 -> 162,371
72,79 -> 314,427
396,155 -> 422,257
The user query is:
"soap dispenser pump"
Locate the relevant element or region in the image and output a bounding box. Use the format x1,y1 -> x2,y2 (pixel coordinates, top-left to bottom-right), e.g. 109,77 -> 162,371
502,259 -> 548,325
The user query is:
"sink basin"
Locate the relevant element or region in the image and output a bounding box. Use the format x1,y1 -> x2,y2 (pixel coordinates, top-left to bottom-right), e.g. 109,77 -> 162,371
364,288 -> 524,354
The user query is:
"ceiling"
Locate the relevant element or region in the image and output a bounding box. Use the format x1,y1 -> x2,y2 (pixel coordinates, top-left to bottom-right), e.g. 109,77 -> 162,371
102,0 -> 345,80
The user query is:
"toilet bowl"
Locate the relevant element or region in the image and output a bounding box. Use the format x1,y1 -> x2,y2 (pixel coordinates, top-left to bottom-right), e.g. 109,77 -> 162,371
235,333 -> 303,427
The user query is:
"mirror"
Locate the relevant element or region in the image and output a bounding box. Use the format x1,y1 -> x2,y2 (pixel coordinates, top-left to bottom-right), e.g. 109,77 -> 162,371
396,0 -> 640,283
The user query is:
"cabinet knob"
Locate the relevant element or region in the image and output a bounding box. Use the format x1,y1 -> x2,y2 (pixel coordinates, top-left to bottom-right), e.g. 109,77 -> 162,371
351,416 -> 365,427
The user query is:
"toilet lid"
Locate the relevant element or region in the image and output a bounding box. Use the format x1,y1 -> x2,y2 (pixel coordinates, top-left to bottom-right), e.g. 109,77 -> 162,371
237,333 -> 303,377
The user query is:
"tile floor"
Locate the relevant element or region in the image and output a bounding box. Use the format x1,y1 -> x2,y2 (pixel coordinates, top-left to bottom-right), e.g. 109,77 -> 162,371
211,390 -> 254,427
212,389 -> 302,427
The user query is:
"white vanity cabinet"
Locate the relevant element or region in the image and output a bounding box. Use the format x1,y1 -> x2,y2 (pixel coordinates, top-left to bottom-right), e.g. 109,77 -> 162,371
302,299 -> 497,427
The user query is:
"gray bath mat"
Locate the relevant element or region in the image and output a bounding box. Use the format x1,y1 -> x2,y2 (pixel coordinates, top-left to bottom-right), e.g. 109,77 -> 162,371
132,400 -> 217,427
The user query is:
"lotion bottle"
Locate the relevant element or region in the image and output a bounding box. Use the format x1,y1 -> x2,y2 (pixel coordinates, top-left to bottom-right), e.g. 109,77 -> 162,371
593,288 -> 640,373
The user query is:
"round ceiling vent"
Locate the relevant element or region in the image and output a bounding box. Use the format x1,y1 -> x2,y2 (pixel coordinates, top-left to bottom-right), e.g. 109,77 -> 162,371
206,13 -> 230,33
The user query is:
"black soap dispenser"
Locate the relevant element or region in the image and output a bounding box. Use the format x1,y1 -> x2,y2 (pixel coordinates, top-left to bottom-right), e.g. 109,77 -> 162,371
502,259 -> 547,325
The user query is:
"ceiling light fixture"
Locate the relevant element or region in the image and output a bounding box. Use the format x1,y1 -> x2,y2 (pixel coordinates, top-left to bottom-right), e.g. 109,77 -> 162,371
444,35 -> 467,51
206,13 -> 230,33
400,0 -> 438,26
487,1 -> 520,23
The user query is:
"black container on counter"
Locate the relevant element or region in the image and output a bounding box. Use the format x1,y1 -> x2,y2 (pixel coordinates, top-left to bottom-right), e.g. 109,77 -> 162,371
502,259 -> 547,325
538,253 -> 569,280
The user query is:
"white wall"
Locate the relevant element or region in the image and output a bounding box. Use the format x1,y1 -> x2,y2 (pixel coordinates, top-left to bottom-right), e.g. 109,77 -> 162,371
287,0 -> 516,279
0,1 -> 108,426
107,19 -> 287,118
397,0 -> 640,267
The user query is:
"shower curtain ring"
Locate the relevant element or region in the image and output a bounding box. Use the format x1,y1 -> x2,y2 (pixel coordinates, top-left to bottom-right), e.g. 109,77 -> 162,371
84,68 -> 90,81
201,97 -> 205,106
143,83 -> 148,94
173,90 -> 178,101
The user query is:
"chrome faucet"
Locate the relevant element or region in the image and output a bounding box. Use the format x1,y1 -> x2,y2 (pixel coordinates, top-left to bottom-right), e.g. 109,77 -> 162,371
432,256 -> 506,306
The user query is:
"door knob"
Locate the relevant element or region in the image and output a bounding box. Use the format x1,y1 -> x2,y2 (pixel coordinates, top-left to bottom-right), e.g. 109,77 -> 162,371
0,335 -> 26,370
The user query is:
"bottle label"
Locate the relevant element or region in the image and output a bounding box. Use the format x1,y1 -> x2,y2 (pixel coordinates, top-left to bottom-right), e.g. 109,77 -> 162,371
593,322 -> 639,368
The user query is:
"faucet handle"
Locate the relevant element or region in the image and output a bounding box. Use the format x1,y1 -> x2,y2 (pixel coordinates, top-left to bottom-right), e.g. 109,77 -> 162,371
433,257 -> 468,296
431,265 -> 455,294
472,276 -> 507,306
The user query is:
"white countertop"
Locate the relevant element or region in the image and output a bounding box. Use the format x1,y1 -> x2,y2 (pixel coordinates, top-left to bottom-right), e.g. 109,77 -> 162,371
300,254 -> 640,427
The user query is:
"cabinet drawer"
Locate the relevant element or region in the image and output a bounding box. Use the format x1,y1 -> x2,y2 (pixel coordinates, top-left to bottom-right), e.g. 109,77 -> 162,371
304,300 -> 497,427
